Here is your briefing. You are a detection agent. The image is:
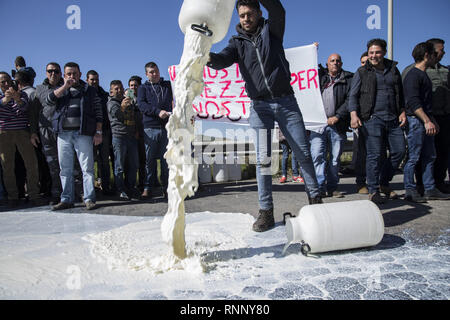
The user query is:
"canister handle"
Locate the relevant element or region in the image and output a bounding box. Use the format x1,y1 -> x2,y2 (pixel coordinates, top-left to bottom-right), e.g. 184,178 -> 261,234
282,212 -> 296,225
191,23 -> 213,37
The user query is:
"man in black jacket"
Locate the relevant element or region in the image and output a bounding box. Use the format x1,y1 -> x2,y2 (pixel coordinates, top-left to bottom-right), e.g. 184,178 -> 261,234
403,42 -> 450,202
312,54 -> 353,198
349,39 -> 406,204
47,62 -> 103,211
208,0 -> 321,232
30,62 -> 64,205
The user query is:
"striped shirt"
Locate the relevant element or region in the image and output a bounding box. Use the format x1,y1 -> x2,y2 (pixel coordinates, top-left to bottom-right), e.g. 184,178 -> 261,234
0,92 -> 29,130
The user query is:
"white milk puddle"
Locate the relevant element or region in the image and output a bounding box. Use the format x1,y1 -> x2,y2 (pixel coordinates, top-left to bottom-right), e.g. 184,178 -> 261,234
85,212 -> 252,275
0,209 -> 448,299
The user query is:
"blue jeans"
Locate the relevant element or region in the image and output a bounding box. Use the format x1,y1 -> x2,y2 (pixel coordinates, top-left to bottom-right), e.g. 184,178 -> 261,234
361,117 -> 406,194
112,134 -> 139,193
404,116 -> 436,192
281,142 -> 299,176
143,128 -> 169,190
310,125 -> 346,193
249,95 -> 319,210
57,131 -> 96,203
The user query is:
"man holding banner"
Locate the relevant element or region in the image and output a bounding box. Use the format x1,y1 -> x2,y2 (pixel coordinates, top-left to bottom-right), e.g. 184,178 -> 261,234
207,0 -> 321,232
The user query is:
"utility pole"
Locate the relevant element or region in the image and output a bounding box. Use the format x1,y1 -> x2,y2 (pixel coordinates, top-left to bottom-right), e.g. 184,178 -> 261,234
388,0 -> 393,59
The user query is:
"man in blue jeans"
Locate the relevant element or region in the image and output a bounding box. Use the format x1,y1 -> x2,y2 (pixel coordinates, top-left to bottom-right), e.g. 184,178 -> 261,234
208,0 -> 321,232
47,62 -> 103,210
403,42 -> 450,202
349,39 -> 407,204
137,62 -> 172,199
311,54 -> 353,198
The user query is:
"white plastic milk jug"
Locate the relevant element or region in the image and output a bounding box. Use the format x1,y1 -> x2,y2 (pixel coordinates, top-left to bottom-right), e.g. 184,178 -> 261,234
283,200 -> 384,256
226,155 -> 242,181
178,0 -> 236,44
213,161 -> 229,183
198,163 -> 212,183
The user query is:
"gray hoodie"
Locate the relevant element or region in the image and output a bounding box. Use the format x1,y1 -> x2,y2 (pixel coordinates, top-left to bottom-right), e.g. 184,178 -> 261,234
107,96 -> 141,137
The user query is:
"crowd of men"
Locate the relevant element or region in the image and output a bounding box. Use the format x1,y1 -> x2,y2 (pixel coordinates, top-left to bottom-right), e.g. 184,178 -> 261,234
0,1 -> 449,230
316,37 -> 450,205
0,58 -> 172,210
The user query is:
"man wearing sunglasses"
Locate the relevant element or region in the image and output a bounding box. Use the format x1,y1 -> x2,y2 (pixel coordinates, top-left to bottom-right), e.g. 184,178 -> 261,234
31,62 -> 65,205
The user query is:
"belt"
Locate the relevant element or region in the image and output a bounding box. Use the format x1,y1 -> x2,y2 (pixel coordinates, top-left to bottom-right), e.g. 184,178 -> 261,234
124,120 -> 135,126
256,92 -> 292,101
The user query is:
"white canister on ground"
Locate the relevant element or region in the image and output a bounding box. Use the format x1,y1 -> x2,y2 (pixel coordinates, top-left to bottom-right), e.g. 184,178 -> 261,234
284,200 -> 384,255
198,163 -> 212,183
213,155 -> 229,182
226,156 -> 242,181
178,0 -> 236,44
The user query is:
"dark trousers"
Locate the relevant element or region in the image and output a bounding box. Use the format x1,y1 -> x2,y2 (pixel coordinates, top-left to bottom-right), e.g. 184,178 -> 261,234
361,117 -> 406,194
40,126 -> 62,198
352,129 -> 367,186
94,130 -> 112,191
434,114 -> 450,186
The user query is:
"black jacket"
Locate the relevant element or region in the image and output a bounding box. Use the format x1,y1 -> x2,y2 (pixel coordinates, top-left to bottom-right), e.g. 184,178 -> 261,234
319,67 -> 353,134
95,86 -> 111,132
357,59 -> 405,121
47,80 -> 103,136
207,0 -> 293,100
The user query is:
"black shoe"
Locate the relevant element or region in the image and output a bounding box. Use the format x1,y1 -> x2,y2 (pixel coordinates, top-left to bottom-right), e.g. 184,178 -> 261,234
308,196 -> 323,204
252,208 -> 275,232
327,190 -> 344,198
102,188 -> 115,196
436,183 -> 450,194
128,188 -> 142,200
52,202 -> 74,211
29,197 -> 49,207
417,185 -> 425,197
424,188 -> 450,200
7,199 -> 20,208
405,190 -> 427,203
369,192 -> 387,204
49,197 -> 60,206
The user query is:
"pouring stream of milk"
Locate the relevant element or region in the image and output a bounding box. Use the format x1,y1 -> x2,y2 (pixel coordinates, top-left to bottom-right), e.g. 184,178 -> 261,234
161,28 -> 213,259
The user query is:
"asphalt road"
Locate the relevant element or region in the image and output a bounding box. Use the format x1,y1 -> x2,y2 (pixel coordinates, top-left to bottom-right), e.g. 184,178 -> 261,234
84,173 -> 450,246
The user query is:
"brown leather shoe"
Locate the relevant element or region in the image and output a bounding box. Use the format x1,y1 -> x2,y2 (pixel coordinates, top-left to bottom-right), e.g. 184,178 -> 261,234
52,202 -> 74,211
357,185 -> 369,194
85,200 -> 97,210
252,208 -> 275,232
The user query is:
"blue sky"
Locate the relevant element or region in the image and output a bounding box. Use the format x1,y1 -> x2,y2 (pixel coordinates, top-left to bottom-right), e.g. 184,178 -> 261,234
1,0 -> 449,90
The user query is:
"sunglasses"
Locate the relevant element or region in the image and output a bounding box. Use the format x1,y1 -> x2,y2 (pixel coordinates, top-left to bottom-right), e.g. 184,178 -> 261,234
46,69 -> 60,74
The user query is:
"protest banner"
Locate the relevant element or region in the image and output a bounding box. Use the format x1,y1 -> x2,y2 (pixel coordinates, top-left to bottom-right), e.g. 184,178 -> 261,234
169,44 -> 327,133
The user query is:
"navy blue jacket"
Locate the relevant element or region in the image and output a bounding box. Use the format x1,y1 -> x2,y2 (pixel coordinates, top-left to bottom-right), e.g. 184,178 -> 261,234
137,78 -> 173,129
47,80 -> 103,136
207,0 -> 293,100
